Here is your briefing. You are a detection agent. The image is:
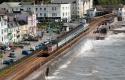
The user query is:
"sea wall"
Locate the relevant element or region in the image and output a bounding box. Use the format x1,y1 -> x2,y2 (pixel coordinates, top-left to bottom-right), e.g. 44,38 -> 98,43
25,33 -> 86,80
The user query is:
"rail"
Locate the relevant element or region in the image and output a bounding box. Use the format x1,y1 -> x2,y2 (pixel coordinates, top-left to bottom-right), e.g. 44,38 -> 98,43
0,13 -> 115,80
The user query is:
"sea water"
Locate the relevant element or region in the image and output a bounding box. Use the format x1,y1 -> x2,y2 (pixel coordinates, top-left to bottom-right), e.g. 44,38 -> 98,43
46,32 -> 125,80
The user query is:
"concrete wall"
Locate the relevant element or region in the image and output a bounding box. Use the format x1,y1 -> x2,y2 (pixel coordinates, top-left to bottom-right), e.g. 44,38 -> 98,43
25,29 -> 88,80
25,46 -> 71,80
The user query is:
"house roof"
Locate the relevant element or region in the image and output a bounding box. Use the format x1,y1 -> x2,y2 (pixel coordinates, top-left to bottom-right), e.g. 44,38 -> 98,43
1,2 -> 21,8
20,2 -> 33,5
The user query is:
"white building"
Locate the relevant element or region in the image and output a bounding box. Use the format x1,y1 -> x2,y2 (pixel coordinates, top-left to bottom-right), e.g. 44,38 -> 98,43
117,6 -> 125,21
0,10 -> 37,45
51,0 -> 93,18
7,22 -> 20,43
7,12 -> 37,41
0,2 -> 71,22
0,14 -> 8,44
87,8 -> 97,18
23,3 -> 71,22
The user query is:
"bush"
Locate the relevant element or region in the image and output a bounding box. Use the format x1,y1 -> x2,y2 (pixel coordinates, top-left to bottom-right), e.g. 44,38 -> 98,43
0,53 -> 3,59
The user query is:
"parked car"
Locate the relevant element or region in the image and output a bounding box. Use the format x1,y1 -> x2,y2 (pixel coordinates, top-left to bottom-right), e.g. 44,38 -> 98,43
35,44 -> 43,50
22,50 -> 32,56
30,46 -> 36,51
19,42 -> 30,45
14,45 -> 24,49
0,46 -> 6,50
35,43 -> 47,50
35,46 -> 40,50
8,52 -> 16,58
44,41 -> 49,45
3,59 -> 16,65
24,36 -> 38,41
6,47 -> 11,51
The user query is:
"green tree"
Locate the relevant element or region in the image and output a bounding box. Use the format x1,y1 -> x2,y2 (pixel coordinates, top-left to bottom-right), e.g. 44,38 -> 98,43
94,0 -> 123,5
0,53 -> 3,64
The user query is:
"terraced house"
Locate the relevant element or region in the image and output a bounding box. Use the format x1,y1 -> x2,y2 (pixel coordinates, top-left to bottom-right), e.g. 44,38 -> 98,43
51,0 -> 93,18
0,13 -> 8,44
0,10 -> 37,45
0,0 -> 93,22
0,2 -> 71,22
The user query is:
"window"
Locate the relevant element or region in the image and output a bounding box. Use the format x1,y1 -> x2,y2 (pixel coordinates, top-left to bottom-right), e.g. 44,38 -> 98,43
78,7 -> 79,9
4,29 -> 6,32
62,7 -> 64,10
52,7 -> 54,10
1,22 -> 3,26
44,8 -> 46,11
2,37 -> 3,41
40,13 -> 42,16
52,7 -> 56,10
55,7 -> 56,10
40,8 -> 42,10
36,14 -> 38,17
36,8 -> 38,11
44,13 -> 46,17
77,11 -> 79,14
120,13 -> 122,16
63,13 -> 65,16
52,13 -> 57,17
1,29 -> 3,34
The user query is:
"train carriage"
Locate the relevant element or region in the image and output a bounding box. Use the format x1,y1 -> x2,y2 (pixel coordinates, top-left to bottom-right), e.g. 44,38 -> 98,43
57,23 -> 89,48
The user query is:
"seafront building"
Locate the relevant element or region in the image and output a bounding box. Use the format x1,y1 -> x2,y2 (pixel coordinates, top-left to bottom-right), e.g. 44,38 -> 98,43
0,9 -> 37,45
0,0 -> 93,21
51,0 -> 93,18
0,2 -> 71,22
87,8 -> 97,18
0,13 -> 8,44
117,6 -> 125,21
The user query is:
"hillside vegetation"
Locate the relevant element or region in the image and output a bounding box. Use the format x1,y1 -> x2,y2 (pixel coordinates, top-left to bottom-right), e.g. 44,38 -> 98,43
94,0 -> 125,5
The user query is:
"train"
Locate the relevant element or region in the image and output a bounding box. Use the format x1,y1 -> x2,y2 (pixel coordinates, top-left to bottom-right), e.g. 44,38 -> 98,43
40,22 -> 89,53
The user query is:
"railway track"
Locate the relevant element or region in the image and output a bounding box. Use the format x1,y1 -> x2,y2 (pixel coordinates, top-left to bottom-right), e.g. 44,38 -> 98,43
0,13 -> 115,80
0,50 -> 45,79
